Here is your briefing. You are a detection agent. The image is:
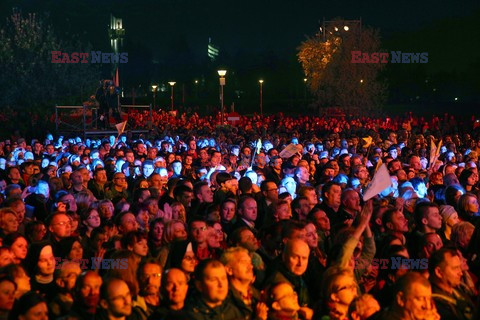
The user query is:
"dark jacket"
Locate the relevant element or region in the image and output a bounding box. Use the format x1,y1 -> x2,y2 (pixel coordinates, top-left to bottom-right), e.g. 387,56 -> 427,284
264,262 -> 310,307
184,295 -> 243,320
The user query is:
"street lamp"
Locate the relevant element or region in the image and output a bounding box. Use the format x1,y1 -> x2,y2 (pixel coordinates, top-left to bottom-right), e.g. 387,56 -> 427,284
168,82 -> 176,111
303,78 -> 308,101
259,80 -> 264,117
217,70 -> 227,125
151,85 -> 157,109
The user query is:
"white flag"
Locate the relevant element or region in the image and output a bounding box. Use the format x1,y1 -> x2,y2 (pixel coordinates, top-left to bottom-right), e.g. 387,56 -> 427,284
363,164 -> 392,201
115,121 -> 127,136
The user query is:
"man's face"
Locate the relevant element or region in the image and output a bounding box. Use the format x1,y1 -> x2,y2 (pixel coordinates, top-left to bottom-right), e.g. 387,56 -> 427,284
356,166 -> 369,181
272,283 -> 300,313
424,207 -> 442,230
8,168 -> 20,181
211,152 -> 221,166
190,221 -> 207,244
172,162 -> 182,175
120,213 -> 138,233
94,170 -> 107,184
70,171 -> 83,185
59,263 -> 82,292
438,254 -> 463,289
239,198 -> 257,222
415,182 -> 428,198
305,189 -> 318,208
125,152 -> 135,163
343,191 -> 361,213
325,185 -> 342,208
179,191 -> 194,208
410,156 -> 422,171
164,269 -> 189,306
143,164 -> 154,178
264,182 -> 278,202
226,251 -> 254,283
147,148 -> 158,160
140,264 -> 161,296
1,213 -> 19,234
198,185 -> 214,203
49,214 -> 72,239
239,229 -> 259,252
198,265 -> 229,306
137,144 -> 146,155
390,211 -> 409,233
332,274 -> 358,306
283,240 -> 310,276
313,210 -> 330,232
423,234 -> 443,258
273,158 -> 283,170
398,283 -> 434,320
296,167 -> 310,184
104,280 -> 132,318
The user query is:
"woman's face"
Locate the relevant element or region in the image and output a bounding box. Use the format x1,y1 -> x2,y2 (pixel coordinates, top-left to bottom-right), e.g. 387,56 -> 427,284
99,203 -> 114,220
14,267 -> 31,297
466,195 -> 479,214
132,238 -> 148,257
69,240 -> 84,261
467,172 -> 479,186
181,251 -> 197,273
207,227 -> 221,249
11,236 -> 28,261
152,222 -> 164,241
275,204 -> 292,221
171,204 -> 186,222
446,212 -> 460,228
173,222 -> 187,241
19,302 -> 49,320
136,210 -> 150,228
84,210 -> 101,229
0,280 -> 15,311
37,245 -> 55,277
221,202 -> 236,222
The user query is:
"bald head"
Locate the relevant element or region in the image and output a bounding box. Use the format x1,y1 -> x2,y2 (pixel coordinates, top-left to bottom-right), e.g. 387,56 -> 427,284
283,239 -> 310,276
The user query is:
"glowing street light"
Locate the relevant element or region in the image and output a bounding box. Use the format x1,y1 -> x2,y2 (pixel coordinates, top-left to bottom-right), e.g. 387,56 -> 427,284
168,82 -> 176,111
217,70 -> 227,124
259,80 -> 264,117
151,85 -> 158,109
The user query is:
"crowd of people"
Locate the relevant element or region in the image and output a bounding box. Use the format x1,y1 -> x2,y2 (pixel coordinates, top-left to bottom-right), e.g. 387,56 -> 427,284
0,111 -> 480,320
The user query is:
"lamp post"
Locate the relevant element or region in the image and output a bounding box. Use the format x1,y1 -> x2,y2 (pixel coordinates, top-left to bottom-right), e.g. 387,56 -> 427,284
259,80 -> 264,117
151,85 -> 157,109
217,70 -> 227,125
303,78 -> 307,101
168,82 -> 176,111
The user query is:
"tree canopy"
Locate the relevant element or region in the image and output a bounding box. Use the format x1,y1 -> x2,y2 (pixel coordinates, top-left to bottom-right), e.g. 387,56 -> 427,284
0,12 -> 100,110
298,20 -> 387,111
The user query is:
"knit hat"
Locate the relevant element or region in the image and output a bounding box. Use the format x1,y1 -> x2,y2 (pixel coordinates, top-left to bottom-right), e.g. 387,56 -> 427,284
439,205 -> 457,221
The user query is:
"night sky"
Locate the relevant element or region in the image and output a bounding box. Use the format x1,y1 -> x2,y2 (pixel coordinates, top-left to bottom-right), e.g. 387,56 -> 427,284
1,0 -> 479,108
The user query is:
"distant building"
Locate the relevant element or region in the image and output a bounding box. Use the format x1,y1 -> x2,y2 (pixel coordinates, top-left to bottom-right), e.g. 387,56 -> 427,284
207,38 -> 219,61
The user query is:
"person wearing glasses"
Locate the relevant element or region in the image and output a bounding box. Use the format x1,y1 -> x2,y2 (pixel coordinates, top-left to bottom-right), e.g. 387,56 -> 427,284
97,278 -> 134,320
47,212 -> 72,255
136,259 -> 162,318
267,282 -> 313,320
105,172 -> 129,205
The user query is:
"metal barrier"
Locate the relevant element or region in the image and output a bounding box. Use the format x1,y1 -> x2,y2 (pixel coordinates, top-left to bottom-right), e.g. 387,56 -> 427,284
55,105 -> 86,133
55,104 -> 153,138
120,105 -> 153,130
